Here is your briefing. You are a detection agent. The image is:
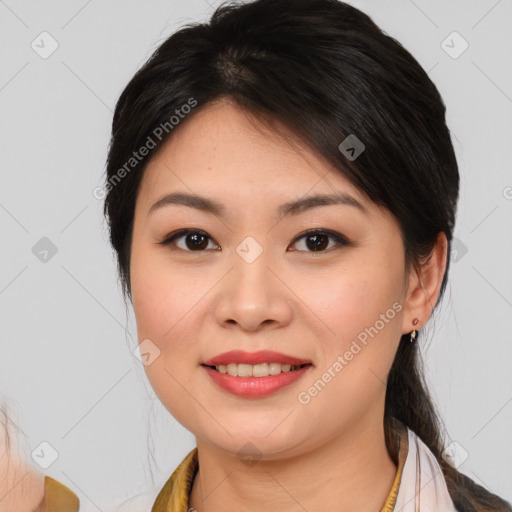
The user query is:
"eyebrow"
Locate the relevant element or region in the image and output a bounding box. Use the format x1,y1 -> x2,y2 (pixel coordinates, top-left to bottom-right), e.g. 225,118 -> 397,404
148,191 -> 369,218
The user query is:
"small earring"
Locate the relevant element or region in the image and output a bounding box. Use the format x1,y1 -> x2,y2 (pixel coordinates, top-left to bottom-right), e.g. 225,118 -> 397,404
410,318 -> 419,343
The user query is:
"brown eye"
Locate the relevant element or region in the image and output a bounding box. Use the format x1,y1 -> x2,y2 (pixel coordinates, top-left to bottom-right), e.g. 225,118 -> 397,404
289,229 -> 350,252
158,229 -> 219,251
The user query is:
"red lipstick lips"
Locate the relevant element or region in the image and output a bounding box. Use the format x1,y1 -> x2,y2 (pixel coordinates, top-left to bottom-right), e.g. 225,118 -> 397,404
201,350 -> 313,398
202,350 -> 312,367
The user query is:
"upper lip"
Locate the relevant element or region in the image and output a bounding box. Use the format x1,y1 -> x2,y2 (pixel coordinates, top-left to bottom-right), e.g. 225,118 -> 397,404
202,350 -> 313,367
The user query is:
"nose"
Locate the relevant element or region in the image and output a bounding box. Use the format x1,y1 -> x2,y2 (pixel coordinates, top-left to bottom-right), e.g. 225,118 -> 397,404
213,251 -> 293,333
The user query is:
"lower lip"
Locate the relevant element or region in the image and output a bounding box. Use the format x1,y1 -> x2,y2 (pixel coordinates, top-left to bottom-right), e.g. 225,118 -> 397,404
202,365 -> 312,398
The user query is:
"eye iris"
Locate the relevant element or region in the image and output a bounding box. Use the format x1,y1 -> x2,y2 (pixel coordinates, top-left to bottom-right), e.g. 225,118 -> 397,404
306,233 -> 329,251
187,232 -> 208,250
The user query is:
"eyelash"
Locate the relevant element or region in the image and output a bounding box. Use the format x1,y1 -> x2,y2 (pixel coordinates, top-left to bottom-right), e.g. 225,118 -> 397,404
157,228 -> 352,253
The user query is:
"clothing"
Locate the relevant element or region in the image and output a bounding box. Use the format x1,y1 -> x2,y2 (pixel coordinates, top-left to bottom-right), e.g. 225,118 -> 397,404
394,425 -> 459,511
39,420 -> 460,511
37,476 -> 80,512
152,420 -> 410,512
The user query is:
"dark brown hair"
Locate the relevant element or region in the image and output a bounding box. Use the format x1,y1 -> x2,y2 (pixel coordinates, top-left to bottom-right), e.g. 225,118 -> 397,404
102,0 -> 512,509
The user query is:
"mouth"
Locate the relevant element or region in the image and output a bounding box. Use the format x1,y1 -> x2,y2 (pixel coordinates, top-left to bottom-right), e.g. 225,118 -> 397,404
201,350 -> 314,397
202,349 -> 313,368
201,362 -> 313,398
202,362 -> 313,377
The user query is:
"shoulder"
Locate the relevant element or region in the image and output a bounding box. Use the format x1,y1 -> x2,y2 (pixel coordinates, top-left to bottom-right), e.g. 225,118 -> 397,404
35,476 -> 79,512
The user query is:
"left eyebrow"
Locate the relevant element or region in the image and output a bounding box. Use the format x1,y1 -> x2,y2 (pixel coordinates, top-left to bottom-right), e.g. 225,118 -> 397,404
147,191 -> 369,218
278,192 -> 369,217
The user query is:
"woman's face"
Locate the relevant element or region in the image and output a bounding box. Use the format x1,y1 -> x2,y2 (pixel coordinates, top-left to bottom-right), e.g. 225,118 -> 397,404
130,100 -> 415,459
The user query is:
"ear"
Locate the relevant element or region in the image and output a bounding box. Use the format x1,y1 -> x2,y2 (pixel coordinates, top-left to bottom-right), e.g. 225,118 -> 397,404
402,231 -> 448,335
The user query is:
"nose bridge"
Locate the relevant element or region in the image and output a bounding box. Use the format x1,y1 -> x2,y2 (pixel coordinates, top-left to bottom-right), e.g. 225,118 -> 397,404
231,233 -> 274,300
214,234 -> 292,330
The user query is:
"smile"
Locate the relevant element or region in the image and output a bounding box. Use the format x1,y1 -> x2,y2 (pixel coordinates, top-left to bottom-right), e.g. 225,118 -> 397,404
205,362 -> 311,377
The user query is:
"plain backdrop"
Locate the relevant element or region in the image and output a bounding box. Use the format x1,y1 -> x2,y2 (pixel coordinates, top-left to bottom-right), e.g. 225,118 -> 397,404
1,0 -> 511,510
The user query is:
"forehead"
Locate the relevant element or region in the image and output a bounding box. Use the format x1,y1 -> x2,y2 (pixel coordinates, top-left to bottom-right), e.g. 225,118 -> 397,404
136,100 -> 373,218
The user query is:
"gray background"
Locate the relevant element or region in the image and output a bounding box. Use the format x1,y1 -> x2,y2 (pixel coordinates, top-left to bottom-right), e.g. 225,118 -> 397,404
1,0 -> 511,510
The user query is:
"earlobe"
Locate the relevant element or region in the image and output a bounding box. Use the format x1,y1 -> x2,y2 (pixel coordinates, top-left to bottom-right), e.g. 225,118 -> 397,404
402,232 -> 448,336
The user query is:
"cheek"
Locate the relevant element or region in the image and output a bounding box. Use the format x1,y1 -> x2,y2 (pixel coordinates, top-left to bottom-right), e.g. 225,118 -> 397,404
131,242 -> 203,341
293,263 -> 403,402
291,271 -> 400,430
295,264 -> 399,344
130,244 -> 213,420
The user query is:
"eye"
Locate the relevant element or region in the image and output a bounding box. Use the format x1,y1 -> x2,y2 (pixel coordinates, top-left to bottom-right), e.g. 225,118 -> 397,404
157,229 -> 220,251
157,228 -> 351,253
289,229 -> 351,253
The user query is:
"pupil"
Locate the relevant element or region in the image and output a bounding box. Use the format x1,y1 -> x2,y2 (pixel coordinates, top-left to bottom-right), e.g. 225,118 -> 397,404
187,233 -> 208,250
307,234 -> 328,251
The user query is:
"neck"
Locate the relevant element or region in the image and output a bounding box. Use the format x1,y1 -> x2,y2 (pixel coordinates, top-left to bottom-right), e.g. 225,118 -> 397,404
189,412 -> 398,512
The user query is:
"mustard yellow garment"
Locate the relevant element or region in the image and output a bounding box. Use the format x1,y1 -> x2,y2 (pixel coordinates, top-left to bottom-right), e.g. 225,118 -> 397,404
151,422 -> 408,512
37,476 -> 80,512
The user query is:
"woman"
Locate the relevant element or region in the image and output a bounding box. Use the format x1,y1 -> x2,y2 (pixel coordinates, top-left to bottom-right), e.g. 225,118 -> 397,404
102,0 -> 511,509
3,0 -> 510,510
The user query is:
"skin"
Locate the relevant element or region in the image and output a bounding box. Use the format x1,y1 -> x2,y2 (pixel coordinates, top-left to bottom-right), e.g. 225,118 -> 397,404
0,411 -> 45,512
130,98 -> 447,512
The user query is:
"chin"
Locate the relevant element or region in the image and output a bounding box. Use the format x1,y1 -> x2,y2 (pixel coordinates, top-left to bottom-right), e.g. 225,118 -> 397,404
198,427 -> 309,461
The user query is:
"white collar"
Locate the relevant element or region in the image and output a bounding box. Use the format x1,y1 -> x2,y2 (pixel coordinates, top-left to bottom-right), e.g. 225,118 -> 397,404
395,425 -> 459,511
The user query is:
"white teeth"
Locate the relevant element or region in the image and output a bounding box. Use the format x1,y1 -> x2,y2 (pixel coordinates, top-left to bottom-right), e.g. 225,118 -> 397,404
237,363 -> 253,377
252,363 -> 268,377
215,362 -> 302,377
227,363 -> 238,376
